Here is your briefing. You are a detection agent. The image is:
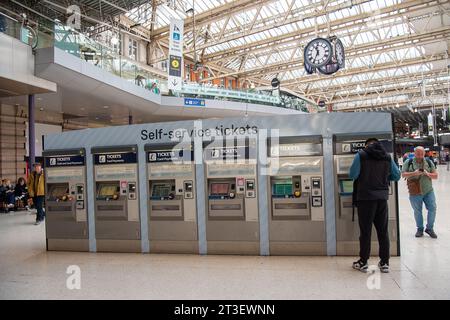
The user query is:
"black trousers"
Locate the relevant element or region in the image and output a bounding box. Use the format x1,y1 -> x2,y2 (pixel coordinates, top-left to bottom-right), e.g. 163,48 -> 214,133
357,199 -> 390,263
34,196 -> 45,222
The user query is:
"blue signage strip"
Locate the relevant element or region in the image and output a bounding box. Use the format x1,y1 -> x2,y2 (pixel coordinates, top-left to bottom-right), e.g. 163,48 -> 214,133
45,155 -> 85,167
184,98 -> 205,107
205,145 -> 253,161
94,152 -> 137,165
148,149 -> 194,163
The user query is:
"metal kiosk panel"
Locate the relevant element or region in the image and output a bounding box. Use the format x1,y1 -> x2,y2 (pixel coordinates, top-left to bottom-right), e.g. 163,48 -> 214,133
146,143 -> 198,254
43,148 -> 89,252
204,138 -> 259,255
267,136 -> 327,255
92,145 -> 141,252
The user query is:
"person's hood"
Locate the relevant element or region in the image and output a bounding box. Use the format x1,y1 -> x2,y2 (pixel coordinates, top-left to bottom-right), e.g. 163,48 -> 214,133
364,142 -> 391,161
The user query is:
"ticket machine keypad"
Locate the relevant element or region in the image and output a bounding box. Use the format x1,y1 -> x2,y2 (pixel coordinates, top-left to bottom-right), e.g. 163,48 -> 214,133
245,179 -> 256,198
128,183 -> 137,200
184,180 -> 194,199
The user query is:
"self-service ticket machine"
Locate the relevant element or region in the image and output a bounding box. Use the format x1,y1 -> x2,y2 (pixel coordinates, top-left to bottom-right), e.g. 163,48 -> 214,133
146,143 -> 198,253
267,136 -> 326,255
333,134 -> 399,256
92,146 -> 140,252
204,139 -> 259,254
43,149 -> 88,251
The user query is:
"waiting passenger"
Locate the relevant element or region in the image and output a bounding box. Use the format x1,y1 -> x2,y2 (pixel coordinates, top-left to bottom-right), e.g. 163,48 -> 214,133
28,163 -> 45,225
14,177 -> 29,210
349,138 -> 401,273
2,179 -> 16,210
402,146 -> 439,239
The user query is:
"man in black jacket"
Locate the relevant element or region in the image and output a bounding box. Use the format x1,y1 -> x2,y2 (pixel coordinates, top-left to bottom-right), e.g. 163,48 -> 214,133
349,138 -> 401,273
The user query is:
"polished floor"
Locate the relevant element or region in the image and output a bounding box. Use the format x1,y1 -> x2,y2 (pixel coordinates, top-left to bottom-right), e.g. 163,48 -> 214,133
1,166 -> 449,300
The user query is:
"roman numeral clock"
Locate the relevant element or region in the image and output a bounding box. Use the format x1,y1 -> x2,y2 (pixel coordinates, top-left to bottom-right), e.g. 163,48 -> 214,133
304,36 -> 345,75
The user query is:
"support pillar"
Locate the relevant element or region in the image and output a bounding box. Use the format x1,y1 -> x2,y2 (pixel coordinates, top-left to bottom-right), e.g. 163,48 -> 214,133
28,95 -> 35,168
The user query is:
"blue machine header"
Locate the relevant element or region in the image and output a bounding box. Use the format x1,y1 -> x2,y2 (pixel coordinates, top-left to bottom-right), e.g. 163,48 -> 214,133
204,145 -> 253,161
45,155 -> 85,167
94,152 -> 137,165
147,149 -> 194,163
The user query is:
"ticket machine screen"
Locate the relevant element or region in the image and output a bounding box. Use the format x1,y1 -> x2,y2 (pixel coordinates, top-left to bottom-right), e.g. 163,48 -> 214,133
340,180 -> 354,195
152,184 -> 171,198
272,181 -> 293,196
48,184 -> 69,200
97,183 -> 119,198
210,183 -> 229,196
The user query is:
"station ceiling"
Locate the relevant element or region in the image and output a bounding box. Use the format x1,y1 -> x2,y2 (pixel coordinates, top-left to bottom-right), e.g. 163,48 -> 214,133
2,0 -> 449,116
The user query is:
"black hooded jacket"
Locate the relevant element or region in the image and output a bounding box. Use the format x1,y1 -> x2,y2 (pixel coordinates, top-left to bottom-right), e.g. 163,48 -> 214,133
355,142 -> 392,201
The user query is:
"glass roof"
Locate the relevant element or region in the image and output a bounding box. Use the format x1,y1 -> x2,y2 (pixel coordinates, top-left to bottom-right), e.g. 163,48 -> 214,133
123,0 -> 449,110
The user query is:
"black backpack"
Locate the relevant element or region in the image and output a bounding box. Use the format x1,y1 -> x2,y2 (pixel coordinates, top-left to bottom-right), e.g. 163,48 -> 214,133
406,157 -> 433,172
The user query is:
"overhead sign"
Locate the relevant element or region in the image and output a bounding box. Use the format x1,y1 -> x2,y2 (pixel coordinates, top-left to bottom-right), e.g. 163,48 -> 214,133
168,18 -> 184,91
94,152 -> 137,165
148,149 -> 193,163
45,155 -> 85,167
271,143 -> 322,157
184,98 -> 205,107
205,144 -> 256,161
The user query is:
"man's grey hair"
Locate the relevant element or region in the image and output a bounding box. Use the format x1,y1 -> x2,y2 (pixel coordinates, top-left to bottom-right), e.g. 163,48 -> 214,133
414,146 -> 425,152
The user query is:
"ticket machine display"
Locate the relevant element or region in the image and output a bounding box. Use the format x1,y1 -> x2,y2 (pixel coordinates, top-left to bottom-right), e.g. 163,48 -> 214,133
43,149 -> 88,251
93,146 -> 140,252
267,136 -> 326,255
334,134 -> 399,256
146,143 -> 198,253
204,139 -> 259,254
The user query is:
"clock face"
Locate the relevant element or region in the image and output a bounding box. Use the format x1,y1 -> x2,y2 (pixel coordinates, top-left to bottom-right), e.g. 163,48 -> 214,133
304,38 -> 332,67
335,39 -> 345,68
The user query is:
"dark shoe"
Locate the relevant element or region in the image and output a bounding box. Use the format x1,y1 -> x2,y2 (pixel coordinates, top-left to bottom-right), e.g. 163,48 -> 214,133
378,261 -> 389,273
425,229 -> 437,239
352,259 -> 368,273
415,229 -> 424,237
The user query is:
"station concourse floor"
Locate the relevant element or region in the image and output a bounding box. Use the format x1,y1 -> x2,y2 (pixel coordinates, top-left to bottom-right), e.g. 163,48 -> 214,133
0,167 -> 449,300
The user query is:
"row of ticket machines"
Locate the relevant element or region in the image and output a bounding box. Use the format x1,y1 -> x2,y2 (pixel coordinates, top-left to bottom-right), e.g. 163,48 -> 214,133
43,134 -> 398,256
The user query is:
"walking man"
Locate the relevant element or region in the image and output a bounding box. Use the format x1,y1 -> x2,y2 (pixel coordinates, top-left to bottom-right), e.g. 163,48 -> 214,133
28,162 -> 45,225
402,146 -> 438,238
349,138 -> 401,273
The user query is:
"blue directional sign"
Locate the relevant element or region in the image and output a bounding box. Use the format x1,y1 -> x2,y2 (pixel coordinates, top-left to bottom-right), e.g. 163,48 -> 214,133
184,98 -> 205,107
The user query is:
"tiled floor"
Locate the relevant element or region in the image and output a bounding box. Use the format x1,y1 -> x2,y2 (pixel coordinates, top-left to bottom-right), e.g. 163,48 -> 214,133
1,166 -> 449,299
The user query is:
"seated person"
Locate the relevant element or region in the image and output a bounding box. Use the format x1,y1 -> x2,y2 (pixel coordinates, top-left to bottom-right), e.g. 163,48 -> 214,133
1,179 -> 15,209
0,179 -> 6,212
15,177 -> 29,209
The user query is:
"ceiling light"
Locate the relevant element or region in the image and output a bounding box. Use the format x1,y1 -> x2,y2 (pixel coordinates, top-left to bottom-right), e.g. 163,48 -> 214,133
110,37 -> 119,45
103,106 -> 109,109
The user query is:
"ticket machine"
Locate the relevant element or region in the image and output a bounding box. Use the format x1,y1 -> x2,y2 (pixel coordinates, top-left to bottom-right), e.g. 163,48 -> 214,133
267,136 -> 326,255
146,143 -> 198,253
204,139 -> 259,254
333,134 -> 399,256
92,146 -> 140,252
43,149 -> 88,251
